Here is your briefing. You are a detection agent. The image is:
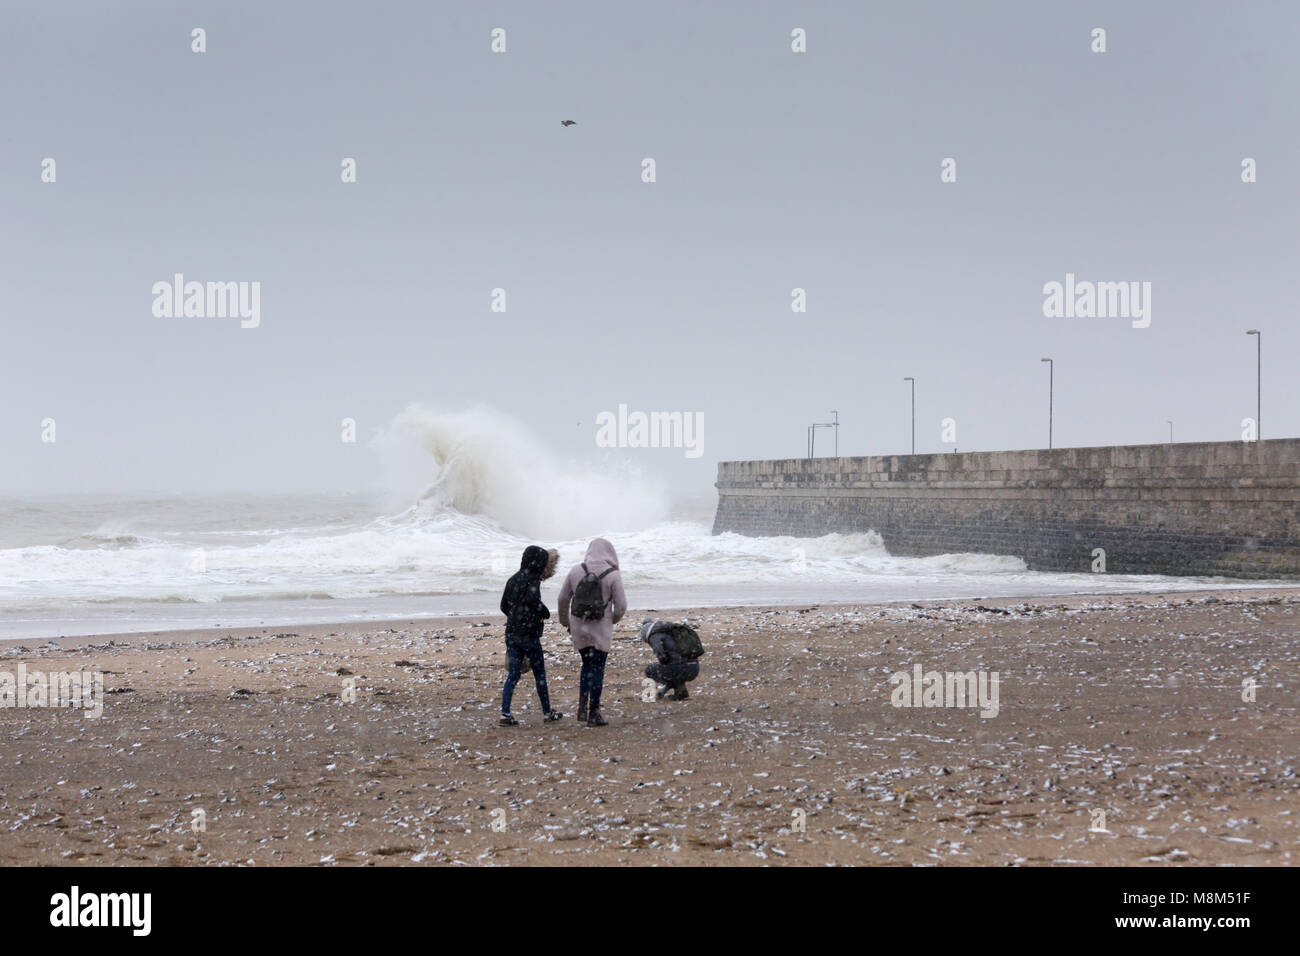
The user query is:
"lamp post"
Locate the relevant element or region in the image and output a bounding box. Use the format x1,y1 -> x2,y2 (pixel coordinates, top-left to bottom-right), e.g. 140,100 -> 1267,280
1167,420 -> 1173,444
1040,358 -> 1053,449
903,377 -> 915,455
830,410 -> 839,458
1246,330 -> 1261,440
808,422 -> 835,458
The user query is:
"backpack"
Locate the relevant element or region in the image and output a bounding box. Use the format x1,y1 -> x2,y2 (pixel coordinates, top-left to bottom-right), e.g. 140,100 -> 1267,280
570,563 -> 615,620
668,623 -> 705,659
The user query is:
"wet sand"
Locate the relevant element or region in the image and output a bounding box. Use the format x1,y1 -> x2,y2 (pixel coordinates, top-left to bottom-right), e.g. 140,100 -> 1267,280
0,589 -> 1296,865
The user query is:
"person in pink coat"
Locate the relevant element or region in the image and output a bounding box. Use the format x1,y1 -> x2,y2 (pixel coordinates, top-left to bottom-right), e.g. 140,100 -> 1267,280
557,537 -> 627,726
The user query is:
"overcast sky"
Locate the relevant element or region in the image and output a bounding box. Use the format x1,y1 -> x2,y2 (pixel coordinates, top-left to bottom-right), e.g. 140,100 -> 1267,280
3,0 -> 1296,498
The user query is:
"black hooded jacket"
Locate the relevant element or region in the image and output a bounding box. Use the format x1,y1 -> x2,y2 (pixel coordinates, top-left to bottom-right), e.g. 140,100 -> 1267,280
500,545 -> 551,644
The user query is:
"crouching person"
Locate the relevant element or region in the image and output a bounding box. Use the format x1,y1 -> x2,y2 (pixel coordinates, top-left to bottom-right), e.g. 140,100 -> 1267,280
639,619 -> 704,701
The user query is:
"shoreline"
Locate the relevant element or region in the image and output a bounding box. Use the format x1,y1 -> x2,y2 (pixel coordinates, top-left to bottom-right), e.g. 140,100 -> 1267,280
6,581 -> 1299,645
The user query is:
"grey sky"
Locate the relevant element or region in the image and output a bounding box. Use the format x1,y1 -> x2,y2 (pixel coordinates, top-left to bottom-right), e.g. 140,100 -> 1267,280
3,0 -> 1296,497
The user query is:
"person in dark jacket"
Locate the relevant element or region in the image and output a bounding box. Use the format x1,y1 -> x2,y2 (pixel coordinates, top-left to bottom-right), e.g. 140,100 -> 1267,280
639,619 -> 700,701
499,546 -> 562,725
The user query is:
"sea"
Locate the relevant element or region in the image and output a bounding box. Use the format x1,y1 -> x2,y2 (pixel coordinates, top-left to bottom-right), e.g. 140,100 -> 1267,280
0,407 -> 1282,639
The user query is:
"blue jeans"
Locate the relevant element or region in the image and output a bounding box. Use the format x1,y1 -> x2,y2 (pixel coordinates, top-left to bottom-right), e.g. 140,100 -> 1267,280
579,647 -> 608,711
502,640 -> 551,715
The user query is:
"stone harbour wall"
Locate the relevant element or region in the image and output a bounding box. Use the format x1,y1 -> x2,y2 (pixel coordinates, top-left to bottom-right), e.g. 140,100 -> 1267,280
712,440 -> 1300,578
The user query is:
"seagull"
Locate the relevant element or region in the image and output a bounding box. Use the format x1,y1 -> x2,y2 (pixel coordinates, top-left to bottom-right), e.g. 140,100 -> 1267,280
560,120 -> 577,127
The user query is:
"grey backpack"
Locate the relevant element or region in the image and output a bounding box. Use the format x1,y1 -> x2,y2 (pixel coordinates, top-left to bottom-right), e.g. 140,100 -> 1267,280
570,563 -> 614,620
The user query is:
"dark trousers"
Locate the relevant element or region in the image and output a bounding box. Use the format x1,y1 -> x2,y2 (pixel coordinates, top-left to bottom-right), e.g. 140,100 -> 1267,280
579,647 -> 608,711
646,659 -> 699,692
503,640 -> 551,715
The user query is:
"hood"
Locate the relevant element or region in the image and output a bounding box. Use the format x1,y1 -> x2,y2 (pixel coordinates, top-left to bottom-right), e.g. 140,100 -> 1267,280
584,537 -> 619,571
639,619 -> 655,643
519,545 -> 549,576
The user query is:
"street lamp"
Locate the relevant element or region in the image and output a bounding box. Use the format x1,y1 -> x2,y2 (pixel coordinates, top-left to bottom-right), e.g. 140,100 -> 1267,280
807,421 -> 835,459
1040,358 -> 1053,450
903,377 -> 915,455
830,411 -> 839,458
1246,330 -> 1261,440
1167,420 -> 1173,444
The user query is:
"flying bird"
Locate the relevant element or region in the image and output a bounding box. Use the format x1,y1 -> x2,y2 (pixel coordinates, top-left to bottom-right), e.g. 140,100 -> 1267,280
560,120 -> 577,127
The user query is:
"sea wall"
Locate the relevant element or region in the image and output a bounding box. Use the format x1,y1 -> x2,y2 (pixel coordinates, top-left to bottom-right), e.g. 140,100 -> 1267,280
712,440 -> 1300,578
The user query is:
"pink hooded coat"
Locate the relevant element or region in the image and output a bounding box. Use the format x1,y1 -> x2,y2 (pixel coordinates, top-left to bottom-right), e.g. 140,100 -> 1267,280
557,537 -> 627,653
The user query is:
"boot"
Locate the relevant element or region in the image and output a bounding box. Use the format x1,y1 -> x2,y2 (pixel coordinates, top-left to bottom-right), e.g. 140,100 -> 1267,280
576,691 -> 588,723
586,707 -> 607,727
673,684 -> 689,701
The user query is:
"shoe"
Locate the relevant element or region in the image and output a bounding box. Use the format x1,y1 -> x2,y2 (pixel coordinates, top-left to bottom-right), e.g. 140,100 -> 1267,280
499,714 -> 519,726
544,711 -> 563,722
674,685 -> 689,701
586,708 -> 607,727
576,692 -> 588,723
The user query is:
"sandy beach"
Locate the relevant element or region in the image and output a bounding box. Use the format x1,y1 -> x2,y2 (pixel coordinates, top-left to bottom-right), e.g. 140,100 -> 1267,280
0,589 -> 1295,866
